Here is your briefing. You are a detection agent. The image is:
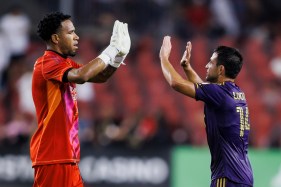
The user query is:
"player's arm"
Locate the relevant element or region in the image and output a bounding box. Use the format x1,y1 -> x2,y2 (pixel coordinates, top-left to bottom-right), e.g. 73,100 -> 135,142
67,20 -> 131,84
159,36 -> 196,98
180,42 -> 203,83
67,58 -> 117,83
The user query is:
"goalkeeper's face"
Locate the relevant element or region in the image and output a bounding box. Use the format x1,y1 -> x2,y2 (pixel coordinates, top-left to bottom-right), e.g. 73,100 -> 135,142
56,19 -> 79,57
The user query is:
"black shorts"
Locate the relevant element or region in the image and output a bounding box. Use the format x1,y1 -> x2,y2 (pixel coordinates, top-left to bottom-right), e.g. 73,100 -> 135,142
211,178 -> 252,187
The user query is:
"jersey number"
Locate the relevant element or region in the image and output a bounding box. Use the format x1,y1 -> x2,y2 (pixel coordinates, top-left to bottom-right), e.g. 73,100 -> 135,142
236,106 -> 250,137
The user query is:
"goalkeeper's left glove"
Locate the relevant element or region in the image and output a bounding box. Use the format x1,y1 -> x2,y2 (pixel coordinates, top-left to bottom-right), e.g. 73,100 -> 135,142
98,20 -> 131,68
98,20 -> 120,67
113,21 -> 131,65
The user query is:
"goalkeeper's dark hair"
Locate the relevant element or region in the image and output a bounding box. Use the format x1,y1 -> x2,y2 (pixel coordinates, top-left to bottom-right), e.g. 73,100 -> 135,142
214,46 -> 243,79
37,12 -> 71,41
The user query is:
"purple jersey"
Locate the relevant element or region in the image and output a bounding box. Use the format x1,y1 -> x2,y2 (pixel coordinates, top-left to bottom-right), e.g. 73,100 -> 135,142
195,81 -> 253,186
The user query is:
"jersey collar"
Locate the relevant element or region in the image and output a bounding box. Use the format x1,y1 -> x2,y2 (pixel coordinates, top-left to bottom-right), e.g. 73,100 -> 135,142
46,50 -> 68,59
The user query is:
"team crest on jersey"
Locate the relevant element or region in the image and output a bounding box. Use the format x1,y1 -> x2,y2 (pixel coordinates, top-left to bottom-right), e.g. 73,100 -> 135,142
70,86 -> 77,101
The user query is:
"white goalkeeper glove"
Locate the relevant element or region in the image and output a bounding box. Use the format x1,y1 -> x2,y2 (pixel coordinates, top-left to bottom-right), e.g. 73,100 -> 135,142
98,20 -> 131,68
98,21 -> 120,67
113,22 -> 130,65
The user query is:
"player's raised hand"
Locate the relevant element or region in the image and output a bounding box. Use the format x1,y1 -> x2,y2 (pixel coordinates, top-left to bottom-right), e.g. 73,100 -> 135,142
98,20 -> 131,68
160,36 -> 172,60
113,21 -> 131,65
110,20 -> 122,52
180,41 -> 192,67
109,20 -> 131,55
119,22 -> 131,56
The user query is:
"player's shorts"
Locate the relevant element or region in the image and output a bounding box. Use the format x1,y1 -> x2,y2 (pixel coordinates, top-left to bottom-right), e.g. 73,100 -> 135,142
211,177 -> 252,187
33,163 -> 84,187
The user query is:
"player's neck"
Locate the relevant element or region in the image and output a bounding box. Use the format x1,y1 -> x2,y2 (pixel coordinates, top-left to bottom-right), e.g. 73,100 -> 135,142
46,45 -> 67,58
217,76 -> 234,83
47,44 -> 63,55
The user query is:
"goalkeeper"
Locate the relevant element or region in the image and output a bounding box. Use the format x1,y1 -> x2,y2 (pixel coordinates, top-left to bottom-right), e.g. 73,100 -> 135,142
30,12 -> 130,187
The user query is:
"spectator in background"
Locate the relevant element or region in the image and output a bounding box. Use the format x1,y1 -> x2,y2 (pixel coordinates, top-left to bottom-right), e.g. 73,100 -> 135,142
76,83 -> 96,144
16,63 -> 36,135
0,28 -> 11,90
0,5 -> 30,60
269,121 -> 281,148
0,5 -> 30,92
210,0 -> 240,37
172,0 -> 210,40
269,37 -> 281,81
94,104 -> 122,147
0,63 -> 37,147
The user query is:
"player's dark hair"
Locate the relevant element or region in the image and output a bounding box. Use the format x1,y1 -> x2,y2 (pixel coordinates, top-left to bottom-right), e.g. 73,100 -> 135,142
214,46 -> 243,79
37,12 -> 71,41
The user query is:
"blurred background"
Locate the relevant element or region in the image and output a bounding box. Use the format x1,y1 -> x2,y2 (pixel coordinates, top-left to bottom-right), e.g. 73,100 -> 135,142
0,0 -> 281,187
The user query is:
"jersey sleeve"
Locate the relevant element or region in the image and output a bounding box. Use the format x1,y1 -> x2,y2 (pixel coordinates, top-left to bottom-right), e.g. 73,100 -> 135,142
68,58 -> 83,69
194,83 -> 224,107
42,57 -> 82,82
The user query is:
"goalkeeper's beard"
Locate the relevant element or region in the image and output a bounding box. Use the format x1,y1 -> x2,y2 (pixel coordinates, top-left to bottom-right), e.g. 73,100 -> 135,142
66,50 -> 77,57
69,52 -> 76,57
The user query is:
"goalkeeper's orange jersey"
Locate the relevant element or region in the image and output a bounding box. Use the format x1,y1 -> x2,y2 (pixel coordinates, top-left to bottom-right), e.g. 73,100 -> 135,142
30,50 -> 82,167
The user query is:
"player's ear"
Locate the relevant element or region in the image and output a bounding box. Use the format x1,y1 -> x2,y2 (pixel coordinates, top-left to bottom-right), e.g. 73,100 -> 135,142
51,34 -> 59,44
218,65 -> 225,76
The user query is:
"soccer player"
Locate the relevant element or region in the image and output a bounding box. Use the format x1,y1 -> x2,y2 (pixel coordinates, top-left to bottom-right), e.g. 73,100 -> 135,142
30,12 -> 130,187
159,36 -> 253,187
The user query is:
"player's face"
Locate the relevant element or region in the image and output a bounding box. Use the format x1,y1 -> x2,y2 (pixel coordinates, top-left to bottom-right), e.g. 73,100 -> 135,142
205,52 -> 219,83
57,20 -> 79,57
